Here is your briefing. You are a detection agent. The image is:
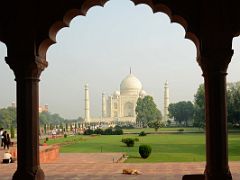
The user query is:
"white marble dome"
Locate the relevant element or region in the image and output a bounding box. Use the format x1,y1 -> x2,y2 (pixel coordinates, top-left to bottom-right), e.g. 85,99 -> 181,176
113,90 -> 120,97
139,90 -> 147,97
120,74 -> 142,95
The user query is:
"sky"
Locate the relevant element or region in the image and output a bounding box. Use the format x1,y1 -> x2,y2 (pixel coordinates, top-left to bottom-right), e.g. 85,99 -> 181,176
0,0 -> 240,119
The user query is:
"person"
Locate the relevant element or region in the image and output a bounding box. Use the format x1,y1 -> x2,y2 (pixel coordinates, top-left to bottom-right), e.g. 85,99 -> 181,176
52,129 -> 56,139
0,128 -> 3,147
2,151 -> 15,163
2,131 -> 7,148
3,132 -> 11,150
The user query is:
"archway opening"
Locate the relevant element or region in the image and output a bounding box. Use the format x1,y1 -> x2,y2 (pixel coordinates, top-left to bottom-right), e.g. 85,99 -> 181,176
0,0 -> 214,179
43,0 -> 201,120
227,36 -> 240,162
40,1 -> 206,177
0,42 -> 15,108
0,42 -> 16,130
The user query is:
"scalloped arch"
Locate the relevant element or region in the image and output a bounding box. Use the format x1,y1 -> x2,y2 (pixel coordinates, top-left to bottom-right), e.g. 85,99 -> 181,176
38,0 -> 200,59
0,33 -> 7,49
131,0 -> 200,57
0,40 -> 7,54
234,31 -> 240,37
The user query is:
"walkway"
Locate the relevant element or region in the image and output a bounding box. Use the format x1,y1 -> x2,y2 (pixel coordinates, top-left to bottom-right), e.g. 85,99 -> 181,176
1,148 -> 240,180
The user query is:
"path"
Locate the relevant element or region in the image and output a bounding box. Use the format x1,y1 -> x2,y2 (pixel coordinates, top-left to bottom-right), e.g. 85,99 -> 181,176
1,148 -> 240,180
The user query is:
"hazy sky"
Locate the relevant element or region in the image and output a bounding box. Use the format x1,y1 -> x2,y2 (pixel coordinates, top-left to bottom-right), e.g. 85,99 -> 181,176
0,0 -> 240,119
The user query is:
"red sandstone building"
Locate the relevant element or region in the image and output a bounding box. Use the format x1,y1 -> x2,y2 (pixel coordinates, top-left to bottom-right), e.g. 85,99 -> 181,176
0,0 -> 240,179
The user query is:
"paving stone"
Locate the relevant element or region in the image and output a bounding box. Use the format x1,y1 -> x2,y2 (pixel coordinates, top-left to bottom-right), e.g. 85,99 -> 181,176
1,149 -> 240,180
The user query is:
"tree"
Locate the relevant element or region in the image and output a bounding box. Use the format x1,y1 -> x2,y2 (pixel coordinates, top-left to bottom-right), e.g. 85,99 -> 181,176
77,116 -> 84,122
39,112 -> 49,125
39,111 -> 65,125
193,84 -> 205,128
227,83 -> 240,125
194,82 -> 240,127
193,82 -> 240,128
168,101 -> 194,126
135,96 -> 162,127
0,107 -> 16,128
148,120 -> 164,131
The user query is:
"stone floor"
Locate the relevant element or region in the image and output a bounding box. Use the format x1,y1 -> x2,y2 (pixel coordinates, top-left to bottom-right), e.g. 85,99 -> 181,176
1,147 -> 240,180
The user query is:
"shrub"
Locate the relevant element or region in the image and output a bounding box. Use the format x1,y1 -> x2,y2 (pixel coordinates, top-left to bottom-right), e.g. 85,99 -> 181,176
84,129 -> 94,135
178,128 -> 184,132
94,128 -> 104,135
114,128 -> 123,135
139,144 -> 152,159
139,131 -> 147,136
121,124 -> 134,129
64,134 -> 67,138
104,127 -> 113,135
114,125 -> 122,130
134,138 -> 139,142
121,138 -> 135,147
46,137 -> 49,141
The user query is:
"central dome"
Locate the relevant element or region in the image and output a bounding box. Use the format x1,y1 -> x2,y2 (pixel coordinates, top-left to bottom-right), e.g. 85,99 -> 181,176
120,74 -> 142,95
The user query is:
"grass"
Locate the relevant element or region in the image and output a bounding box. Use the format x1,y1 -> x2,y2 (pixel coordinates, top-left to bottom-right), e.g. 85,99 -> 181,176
123,127 -> 204,133
45,133 -> 240,163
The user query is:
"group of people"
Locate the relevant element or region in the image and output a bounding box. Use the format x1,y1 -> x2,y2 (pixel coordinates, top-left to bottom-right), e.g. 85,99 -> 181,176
0,128 -> 11,150
0,128 -> 14,163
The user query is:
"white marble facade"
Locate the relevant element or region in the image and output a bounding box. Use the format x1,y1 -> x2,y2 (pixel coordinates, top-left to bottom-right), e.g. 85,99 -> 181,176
84,72 -> 147,123
102,73 -> 147,123
85,72 -> 169,123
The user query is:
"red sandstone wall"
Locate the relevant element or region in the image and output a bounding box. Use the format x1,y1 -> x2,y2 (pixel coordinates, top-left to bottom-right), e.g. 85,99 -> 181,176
40,145 -> 59,163
10,145 -> 59,163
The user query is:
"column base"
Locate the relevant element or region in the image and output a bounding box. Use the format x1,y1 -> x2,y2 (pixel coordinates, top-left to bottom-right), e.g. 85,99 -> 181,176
13,167 -> 45,180
183,172 -> 233,180
182,174 -> 205,180
205,171 -> 232,180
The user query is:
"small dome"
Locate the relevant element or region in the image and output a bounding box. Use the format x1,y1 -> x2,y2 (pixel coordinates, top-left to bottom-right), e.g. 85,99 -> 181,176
120,74 -> 142,91
113,91 -> 120,96
139,90 -> 147,97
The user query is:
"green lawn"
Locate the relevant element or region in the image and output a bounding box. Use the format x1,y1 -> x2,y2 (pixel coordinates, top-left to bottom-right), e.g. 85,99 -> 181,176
45,133 -> 240,163
123,127 -> 204,133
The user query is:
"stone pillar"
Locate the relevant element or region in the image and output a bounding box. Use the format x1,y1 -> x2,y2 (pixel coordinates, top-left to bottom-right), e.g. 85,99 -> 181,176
6,55 -> 47,180
199,49 -> 233,180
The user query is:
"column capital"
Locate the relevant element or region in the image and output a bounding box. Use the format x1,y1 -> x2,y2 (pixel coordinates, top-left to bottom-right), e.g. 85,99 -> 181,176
197,48 -> 234,75
5,55 -> 48,79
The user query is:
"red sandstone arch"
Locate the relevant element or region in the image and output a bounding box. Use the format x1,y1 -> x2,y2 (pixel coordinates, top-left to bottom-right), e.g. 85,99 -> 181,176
0,1 -> 238,180
38,0 -> 200,60
0,32 -> 7,52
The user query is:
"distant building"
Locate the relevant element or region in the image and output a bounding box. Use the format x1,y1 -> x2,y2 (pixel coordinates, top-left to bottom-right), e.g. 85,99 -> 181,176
103,72 -> 147,123
11,101 -> 16,108
39,104 -> 48,113
10,101 -> 48,113
84,71 -> 170,123
84,72 -> 147,123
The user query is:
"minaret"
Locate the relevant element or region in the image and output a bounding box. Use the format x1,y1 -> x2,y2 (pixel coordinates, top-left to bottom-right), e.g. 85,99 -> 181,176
84,84 -> 90,123
163,81 -> 169,123
102,93 -> 106,118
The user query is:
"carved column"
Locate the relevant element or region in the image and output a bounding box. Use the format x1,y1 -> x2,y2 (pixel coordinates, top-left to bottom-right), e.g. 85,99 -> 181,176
6,55 -> 48,180
199,49 -> 233,180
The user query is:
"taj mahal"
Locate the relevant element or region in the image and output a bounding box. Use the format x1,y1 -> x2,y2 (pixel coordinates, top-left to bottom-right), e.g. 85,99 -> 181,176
84,71 -> 169,124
